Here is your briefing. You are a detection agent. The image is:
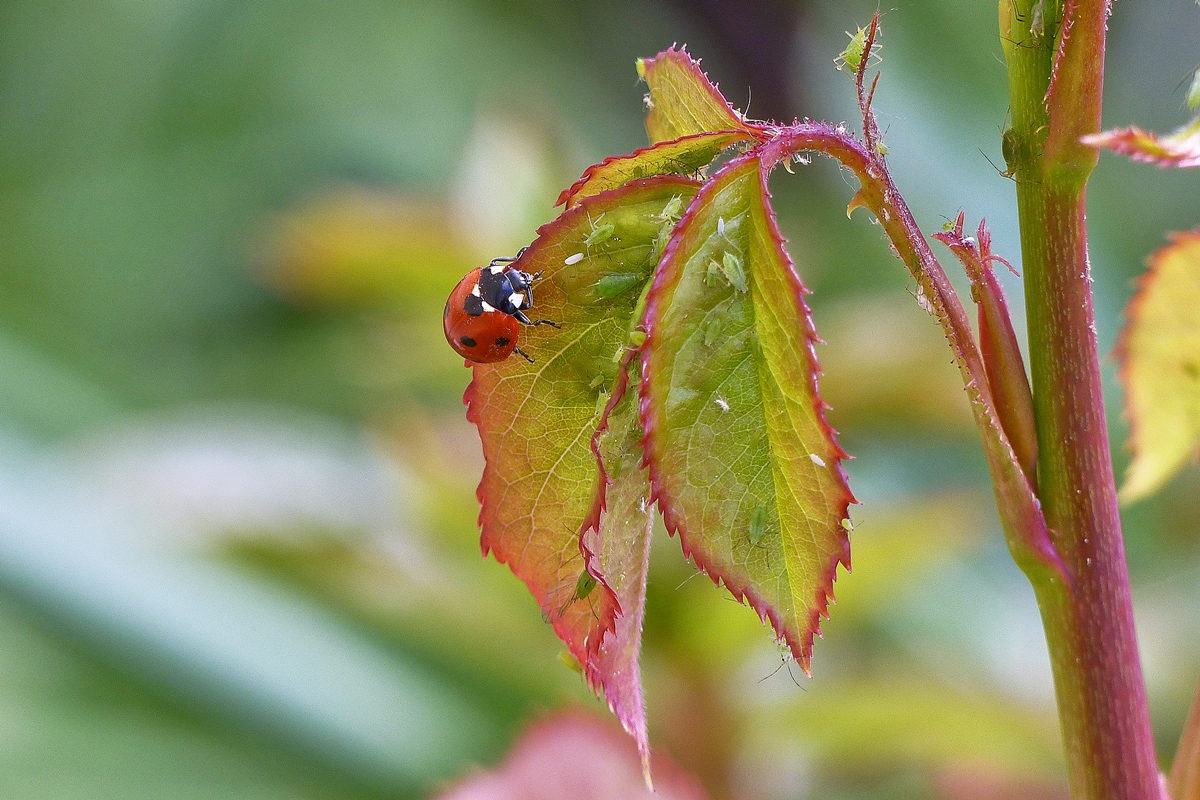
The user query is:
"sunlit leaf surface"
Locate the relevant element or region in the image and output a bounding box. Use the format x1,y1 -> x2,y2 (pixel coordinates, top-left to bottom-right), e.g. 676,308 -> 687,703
637,47 -> 757,145
1119,230 -> 1200,502
467,177 -> 699,671
641,156 -> 853,671
557,131 -> 754,210
1084,116 -> 1200,169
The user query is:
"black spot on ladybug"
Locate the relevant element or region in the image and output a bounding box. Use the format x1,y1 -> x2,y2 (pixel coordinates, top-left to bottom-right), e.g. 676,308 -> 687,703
494,337 -> 510,347
460,336 -> 477,348
463,294 -> 485,316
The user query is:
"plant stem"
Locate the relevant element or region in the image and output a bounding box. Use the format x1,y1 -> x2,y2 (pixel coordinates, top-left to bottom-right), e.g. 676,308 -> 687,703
1004,1 -> 1162,796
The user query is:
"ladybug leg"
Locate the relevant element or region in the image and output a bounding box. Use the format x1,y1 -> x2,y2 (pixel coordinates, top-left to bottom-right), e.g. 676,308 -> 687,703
513,309 -> 561,328
513,346 -> 535,363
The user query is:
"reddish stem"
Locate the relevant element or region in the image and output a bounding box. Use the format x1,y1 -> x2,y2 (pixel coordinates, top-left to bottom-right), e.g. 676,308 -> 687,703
760,125 -> 1063,583
1006,0 -> 1162,796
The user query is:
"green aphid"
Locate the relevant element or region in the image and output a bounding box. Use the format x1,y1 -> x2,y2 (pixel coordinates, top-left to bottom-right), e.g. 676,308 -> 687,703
628,330 -> 647,347
575,570 -> 597,601
594,389 -> 610,417
749,504 -> 769,545
704,318 -> 722,347
558,650 -> 583,674
721,252 -> 748,293
1000,127 -> 1020,178
837,26 -> 868,74
705,259 -> 722,288
585,222 -> 615,247
658,195 -> 685,222
1029,0 -> 1045,44
593,273 -> 642,299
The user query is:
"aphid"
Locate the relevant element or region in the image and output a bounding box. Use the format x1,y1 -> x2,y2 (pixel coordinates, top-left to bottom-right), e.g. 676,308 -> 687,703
592,273 -> 642,300
658,194 -> 685,222
705,259 -> 722,288
721,252 -> 748,293
594,389 -> 610,417
835,25 -> 875,75
574,570 -> 598,601
557,569 -> 599,618
703,318 -> 722,347
558,650 -> 583,674
749,504 -> 769,545
444,251 -> 560,363
584,214 -> 615,248
1029,0 -> 1045,44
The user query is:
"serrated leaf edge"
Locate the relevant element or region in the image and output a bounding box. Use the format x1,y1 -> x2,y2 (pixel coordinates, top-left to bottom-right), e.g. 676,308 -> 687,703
637,154 -> 854,672
556,130 -> 756,209
1116,228 -> 1200,502
641,45 -> 762,136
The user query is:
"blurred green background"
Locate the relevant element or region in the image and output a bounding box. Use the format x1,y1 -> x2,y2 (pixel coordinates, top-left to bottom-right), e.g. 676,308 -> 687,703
0,1 -> 1197,798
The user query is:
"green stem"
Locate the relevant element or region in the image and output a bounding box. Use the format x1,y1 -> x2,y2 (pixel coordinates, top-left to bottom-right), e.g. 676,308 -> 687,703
1005,1 -> 1162,796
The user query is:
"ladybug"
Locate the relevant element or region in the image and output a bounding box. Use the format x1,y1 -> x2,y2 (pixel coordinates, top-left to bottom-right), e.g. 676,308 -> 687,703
443,250 -> 560,363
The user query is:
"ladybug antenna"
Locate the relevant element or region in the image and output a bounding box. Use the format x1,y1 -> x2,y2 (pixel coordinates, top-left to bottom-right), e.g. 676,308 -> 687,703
487,245 -> 529,268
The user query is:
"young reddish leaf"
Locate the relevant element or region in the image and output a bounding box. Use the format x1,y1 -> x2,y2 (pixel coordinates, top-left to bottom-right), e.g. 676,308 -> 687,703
1083,116 -> 1200,169
934,213 -> 1038,488
557,131 -> 755,210
582,358 -> 655,782
433,711 -> 710,800
640,155 -> 854,671
1118,230 -> 1200,502
637,47 -> 759,144
467,176 -> 700,672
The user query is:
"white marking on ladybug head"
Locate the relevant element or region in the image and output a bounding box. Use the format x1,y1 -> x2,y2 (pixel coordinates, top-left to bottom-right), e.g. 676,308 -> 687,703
564,253 -> 584,265
470,284 -> 481,296
489,264 -> 505,275
509,292 -> 524,307
481,301 -> 496,313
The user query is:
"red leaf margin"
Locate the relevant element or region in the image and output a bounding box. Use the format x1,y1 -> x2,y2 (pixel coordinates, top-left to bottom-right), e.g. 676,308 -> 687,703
1082,123 -> 1200,169
463,377 -> 621,667
556,130 -> 756,210
581,356 -> 656,782
637,154 -> 854,672
464,176 -> 703,671
638,45 -> 763,143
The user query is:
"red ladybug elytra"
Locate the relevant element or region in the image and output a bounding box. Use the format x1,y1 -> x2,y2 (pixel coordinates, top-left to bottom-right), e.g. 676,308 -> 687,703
443,250 -> 560,363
